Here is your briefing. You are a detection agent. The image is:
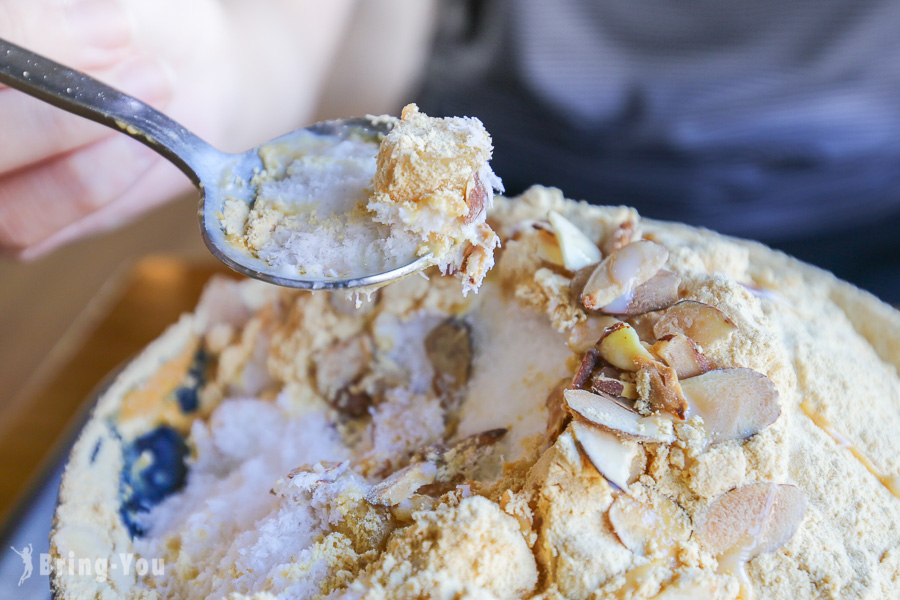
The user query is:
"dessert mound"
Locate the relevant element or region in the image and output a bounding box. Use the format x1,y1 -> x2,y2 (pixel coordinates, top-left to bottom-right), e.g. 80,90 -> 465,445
52,186 -> 900,600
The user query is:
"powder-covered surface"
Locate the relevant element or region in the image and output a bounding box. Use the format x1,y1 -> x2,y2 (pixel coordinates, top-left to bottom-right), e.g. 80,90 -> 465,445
53,186 -> 900,600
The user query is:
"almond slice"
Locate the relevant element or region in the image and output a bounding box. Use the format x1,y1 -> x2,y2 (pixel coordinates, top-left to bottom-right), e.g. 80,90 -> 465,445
651,333 -> 711,379
366,461 -> 438,506
533,221 -> 566,266
694,483 -> 807,562
602,220 -> 639,255
434,428 -> 507,483
425,318 -> 473,397
571,420 -> 638,490
568,315 -> 621,353
653,300 -> 736,349
640,360 -> 689,420
681,368 -> 780,444
569,263 -> 596,301
548,210 -> 603,271
464,171 -> 489,224
597,322 -> 655,371
582,240 -> 669,311
545,379 -> 571,443
608,493 -> 691,557
590,374 -> 625,398
565,388 -> 674,443
603,269 -> 681,316
571,348 -> 600,389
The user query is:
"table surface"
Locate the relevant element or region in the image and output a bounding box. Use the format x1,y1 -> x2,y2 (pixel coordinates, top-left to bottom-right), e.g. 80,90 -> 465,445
0,257 -> 233,525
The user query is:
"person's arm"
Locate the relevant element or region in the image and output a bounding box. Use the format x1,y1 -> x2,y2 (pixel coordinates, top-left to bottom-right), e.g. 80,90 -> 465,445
0,0 -> 361,259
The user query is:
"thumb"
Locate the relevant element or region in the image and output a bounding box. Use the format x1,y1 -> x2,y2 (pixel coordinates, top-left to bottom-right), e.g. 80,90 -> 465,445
0,0 -> 132,74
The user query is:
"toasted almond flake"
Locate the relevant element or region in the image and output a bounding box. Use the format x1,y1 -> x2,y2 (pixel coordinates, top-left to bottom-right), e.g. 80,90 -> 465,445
569,263 -> 596,300
568,315 -> 621,353
602,220 -> 639,255
598,322 -> 655,371
565,388 -> 675,443
590,375 -> 625,397
651,333 -> 711,379
653,300 -> 736,349
314,335 -> 372,400
639,359 -> 689,419
425,318 -> 473,397
571,420 -> 638,490
695,482 -> 807,563
603,269 -> 681,316
572,348 -> 600,389
464,171 -> 489,224
681,368 -> 780,444
545,379 -> 571,443
582,240 -> 669,310
608,493 -> 691,557
533,221 -> 566,266
548,210 -> 603,271
366,462 -> 438,506
435,428 -> 506,482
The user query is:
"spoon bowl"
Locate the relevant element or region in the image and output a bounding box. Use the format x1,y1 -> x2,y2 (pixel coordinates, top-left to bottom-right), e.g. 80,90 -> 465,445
0,38 -> 430,289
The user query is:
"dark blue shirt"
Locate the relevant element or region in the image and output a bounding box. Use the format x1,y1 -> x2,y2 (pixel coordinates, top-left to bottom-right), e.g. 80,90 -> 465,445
417,0 -> 900,303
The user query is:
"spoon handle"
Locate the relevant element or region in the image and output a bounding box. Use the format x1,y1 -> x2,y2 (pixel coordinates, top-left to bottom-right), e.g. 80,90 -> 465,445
0,37 -> 223,186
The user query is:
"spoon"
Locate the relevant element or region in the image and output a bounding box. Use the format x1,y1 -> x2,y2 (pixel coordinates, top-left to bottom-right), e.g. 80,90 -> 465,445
0,37 -> 431,290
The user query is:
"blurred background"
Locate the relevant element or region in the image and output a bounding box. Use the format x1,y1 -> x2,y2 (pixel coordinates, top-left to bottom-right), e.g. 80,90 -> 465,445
2,0 -> 899,569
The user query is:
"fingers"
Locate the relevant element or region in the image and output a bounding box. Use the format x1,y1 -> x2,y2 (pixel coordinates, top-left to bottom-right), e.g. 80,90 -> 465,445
0,54 -> 173,174
0,133 -> 161,251
17,156 -> 193,260
0,0 -> 132,78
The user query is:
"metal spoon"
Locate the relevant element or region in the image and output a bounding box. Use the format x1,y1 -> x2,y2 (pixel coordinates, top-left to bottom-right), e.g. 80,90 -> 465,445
0,37 -> 430,290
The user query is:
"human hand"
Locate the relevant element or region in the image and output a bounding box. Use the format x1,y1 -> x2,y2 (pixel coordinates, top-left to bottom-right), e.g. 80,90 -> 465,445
0,0 -> 357,259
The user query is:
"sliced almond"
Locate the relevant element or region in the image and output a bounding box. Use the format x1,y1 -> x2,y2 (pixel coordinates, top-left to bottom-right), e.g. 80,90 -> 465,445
603,269 -> 681,316
653,300 -> 736,349
571,348 -> 600,389
314,335 -> 374,418
314,335 -> 372,399
464,171 -> 488,224
602,219 -> 639,255
565,388 -> 674,443
435,428 -> 506,483
681,368 -> 780,444
651,333 -> 711,379
366,461 -> 438,506
425,318 -> 473,397
582,240 -> 669,311
569,263 -> 596,300
571,420 -> 638,490
548,210 -> 603,271
590,375 -> 625,397
608,493 -> 691,557
597,322 -> 655,371
568,315 -> 621,353
694,483 -> 807,561
533,221 -> 565,266
639,360 -> 689,420
545,379 -> 571,443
